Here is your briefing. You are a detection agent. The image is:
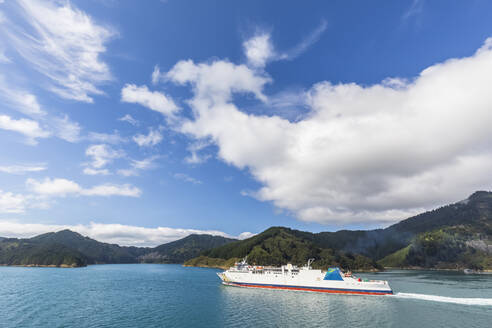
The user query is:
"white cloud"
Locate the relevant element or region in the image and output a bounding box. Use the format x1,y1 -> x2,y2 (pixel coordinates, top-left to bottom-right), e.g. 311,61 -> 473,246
85,144 -> 124,170
83,167 -> 109,176
118,114 -> 139,126
0,164 -> 47,174
0,49 -> 10,64
117,155 -> 160,177
121,84 -> 179,116
0,77 -> 83,143
173,173 -> 202,185
184,140 -> 212,164
403,0 -> 425,20
132,156 -> 159,170
0,221 -> 243,247
238,232 -> 256,240
0,114 -> 51,144
26,177 -> 82,196
51,115 -> 81,142
243,32 -> 275,68
3,0 -> 114,102
242,21 -> 327,68
167,59 -> 270,103
151,65 -> 162,84
82,184 -> 141,197
0,190 -> 27,213
165,37 -> 492,225
26,177 -> 141,198
0,78 -> 45,115
87,131 -> 127,144
116,169 -> 137,177
132,127 -> 163,147
280,20 -> 327,60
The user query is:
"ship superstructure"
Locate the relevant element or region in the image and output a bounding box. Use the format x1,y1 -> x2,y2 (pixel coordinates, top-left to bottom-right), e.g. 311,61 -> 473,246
217,258 -> 392,295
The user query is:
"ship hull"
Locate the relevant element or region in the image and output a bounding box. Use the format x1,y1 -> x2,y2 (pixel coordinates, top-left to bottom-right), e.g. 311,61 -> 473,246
222,281 -> 393,295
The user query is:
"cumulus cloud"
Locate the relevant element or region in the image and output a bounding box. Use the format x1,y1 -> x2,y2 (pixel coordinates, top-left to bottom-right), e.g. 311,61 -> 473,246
3,0 -> 114,102
118,114 -> 139,126
51,115 -> 82,142
243,32 -> 275,68
26,177 -> 141,197
132,127 -> 163,147
121,84 -> 179,117
242,21 -> 327,68
0,114 -> 51,144
0,190 -> 27,213
85,144 -> 124,172
0,164 -> 47,174
164,37 -> 492,225
167,59 -> 270,103
238,232 -> 256,240
0,221 -> 245,247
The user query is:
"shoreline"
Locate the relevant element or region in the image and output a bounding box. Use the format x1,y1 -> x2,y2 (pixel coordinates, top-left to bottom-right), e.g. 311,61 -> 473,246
2,263 -> 490,273
0,263 -> 84,268
184,263 -> 492,273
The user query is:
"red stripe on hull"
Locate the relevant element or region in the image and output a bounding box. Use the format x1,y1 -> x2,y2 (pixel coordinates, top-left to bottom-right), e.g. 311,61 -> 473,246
226,282 -> 391,296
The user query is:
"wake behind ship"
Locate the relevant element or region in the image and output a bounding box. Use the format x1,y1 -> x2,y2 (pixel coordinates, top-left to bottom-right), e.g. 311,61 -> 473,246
217,258 -> 393,295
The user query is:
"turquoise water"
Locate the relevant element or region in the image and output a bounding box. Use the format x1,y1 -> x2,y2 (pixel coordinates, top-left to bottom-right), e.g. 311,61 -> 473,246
0,265 -> 491,327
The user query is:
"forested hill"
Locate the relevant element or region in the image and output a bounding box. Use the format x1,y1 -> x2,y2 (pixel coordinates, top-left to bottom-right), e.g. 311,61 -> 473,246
0,230 -> 236,267
30,230 -> 149,264
186,191 -> 492,271
139,234 -> 236,264
186,227 -> 381,271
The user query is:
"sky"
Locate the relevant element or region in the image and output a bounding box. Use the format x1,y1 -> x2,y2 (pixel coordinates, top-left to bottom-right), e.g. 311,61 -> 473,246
1,0 -> 492,246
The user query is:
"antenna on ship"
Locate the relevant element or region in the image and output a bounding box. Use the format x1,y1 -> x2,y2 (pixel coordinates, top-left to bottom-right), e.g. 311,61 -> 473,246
307,258 -> 315,269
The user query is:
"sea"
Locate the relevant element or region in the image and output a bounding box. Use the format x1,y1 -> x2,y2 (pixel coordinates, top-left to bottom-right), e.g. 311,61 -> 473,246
0,264 -> 490,328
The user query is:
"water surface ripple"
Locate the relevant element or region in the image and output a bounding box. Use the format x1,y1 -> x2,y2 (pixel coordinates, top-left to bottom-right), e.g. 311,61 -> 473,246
0,265 -> 490,327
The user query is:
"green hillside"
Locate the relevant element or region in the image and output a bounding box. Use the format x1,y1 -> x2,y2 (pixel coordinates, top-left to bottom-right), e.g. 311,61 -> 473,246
31,230 -> 149,264
0,238 -> 87,267
0,231 -> 237,267
139,234 -> 236,263
186,227 -> 381,271
187,191 -> 492,271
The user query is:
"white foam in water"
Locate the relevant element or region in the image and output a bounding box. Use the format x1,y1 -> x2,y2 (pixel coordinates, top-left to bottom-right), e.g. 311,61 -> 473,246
391,292 -> 492,306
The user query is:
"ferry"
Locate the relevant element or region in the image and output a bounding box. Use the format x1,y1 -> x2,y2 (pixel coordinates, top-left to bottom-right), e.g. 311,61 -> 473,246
217,258 -> 393,296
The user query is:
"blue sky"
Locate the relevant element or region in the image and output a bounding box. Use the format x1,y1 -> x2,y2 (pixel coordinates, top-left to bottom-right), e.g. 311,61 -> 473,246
1,0 -> 492,246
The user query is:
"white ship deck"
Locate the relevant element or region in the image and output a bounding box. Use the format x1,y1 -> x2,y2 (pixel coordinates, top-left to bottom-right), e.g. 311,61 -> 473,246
217,259 -> 393,295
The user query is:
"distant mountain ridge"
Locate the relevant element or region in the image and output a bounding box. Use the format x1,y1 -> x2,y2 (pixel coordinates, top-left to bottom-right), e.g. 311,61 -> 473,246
0,231 -> 236,267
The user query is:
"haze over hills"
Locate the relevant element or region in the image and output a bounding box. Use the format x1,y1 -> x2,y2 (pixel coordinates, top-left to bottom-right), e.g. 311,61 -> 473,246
1,191 -> 491,270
